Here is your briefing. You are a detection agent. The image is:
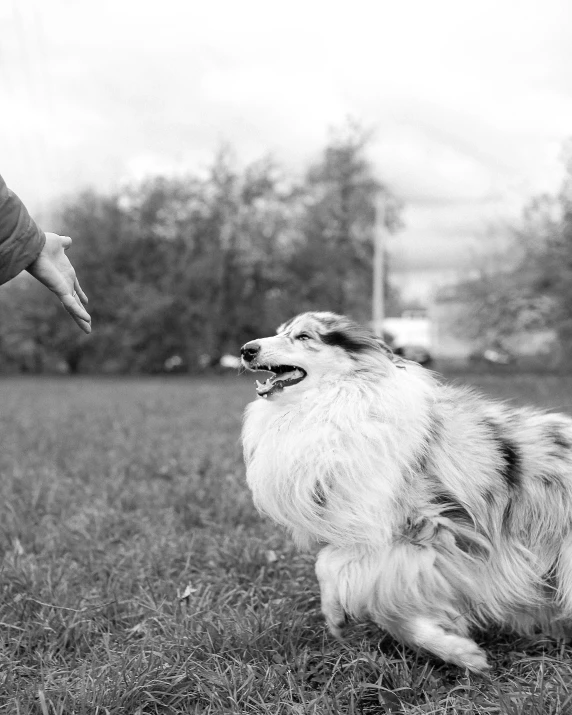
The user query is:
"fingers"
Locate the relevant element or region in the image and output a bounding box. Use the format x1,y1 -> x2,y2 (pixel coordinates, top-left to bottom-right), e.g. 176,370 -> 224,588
60,292 -> 92,334
76,317 -> 92,334
60,235 -> 73,251
74,277 -> 88,304
45,232 -> 73,251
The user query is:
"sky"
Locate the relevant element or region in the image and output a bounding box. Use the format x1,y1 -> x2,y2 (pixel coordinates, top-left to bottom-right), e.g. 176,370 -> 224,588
2,0 -> 572,302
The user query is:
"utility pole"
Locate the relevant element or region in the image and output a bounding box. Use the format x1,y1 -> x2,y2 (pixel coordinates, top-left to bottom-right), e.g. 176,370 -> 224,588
372,194 -> 385,337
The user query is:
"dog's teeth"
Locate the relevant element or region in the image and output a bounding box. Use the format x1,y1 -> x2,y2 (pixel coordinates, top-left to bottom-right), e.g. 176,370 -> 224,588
256,380 -> 264,389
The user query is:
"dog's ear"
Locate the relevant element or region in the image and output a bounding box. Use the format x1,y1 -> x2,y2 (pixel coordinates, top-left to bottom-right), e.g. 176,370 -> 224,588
276,314 -> 305,335
276,318 -> 293,334
375,337 -> 393,355
374,338 -> 407,369
320,320 -> 402,362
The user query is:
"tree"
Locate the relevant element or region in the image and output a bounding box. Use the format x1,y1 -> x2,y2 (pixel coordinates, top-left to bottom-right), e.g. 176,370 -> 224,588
50,156 -> 301,371
453,142 -> 572,363
535,148 -> 572,353
0,134 -> 405,373
285,121 -> 402,322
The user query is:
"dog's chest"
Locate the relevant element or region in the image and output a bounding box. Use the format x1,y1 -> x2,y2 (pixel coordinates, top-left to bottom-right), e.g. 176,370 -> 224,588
242,396 -> 405,546
243,400 -> 332,485
244,399 -> 338,493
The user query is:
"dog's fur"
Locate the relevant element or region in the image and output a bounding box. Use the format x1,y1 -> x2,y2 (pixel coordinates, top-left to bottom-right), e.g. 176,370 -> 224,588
240,312 -> 572,671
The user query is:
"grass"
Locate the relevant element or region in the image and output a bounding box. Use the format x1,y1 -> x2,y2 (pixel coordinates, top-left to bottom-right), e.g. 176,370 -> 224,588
1,372 -> 572,713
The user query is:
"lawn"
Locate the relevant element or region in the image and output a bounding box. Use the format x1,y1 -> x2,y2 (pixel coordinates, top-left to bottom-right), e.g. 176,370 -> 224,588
1,373 -> 572,714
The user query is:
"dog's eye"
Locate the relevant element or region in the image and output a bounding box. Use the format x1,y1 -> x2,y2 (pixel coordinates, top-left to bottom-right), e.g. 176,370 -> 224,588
296,333 -> 311,341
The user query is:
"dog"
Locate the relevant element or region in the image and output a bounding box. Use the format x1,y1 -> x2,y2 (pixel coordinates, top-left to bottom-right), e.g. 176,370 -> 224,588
240,311 -> 572,672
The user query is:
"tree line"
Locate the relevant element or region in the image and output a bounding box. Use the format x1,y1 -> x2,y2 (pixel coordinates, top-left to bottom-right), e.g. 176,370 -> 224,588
455,142 -> 572,367
0,126 -> 403,374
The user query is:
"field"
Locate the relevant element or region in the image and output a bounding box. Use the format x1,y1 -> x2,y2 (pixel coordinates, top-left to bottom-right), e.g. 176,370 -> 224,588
2,373 -> 572,714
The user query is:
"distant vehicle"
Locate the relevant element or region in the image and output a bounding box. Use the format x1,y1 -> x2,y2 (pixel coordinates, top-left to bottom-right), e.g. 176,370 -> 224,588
469,346 -> 515,366
163,355 -> 185,372
482,348 -> 513,365
382,312 -> 432,366
220,354 -> 242,370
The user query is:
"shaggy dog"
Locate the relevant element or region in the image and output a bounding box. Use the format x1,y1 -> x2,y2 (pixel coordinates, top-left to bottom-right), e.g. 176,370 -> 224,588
240,311 -> 572,672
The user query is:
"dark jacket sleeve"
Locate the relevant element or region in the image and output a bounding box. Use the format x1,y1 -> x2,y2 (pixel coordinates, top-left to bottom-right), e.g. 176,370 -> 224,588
0,174 -> 46,286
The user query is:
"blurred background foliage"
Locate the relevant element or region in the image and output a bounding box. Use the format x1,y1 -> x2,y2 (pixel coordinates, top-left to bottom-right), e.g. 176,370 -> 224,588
452,142 -> 572,367
1,126 -> 572,374
0,126 -> 404,374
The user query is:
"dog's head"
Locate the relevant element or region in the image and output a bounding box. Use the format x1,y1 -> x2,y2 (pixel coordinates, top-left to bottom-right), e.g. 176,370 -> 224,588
240,312 -> 399,398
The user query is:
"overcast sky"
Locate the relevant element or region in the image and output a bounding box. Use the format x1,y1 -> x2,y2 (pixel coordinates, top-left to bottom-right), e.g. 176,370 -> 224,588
2,0 -> 571,300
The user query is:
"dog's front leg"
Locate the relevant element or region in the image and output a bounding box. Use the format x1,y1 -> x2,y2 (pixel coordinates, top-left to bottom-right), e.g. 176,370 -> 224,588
315,546 -> 352,640
392,617 -> 490,673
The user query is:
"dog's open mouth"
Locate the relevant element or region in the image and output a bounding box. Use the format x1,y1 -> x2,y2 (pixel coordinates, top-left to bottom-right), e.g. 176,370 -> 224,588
250,364 -> 307,397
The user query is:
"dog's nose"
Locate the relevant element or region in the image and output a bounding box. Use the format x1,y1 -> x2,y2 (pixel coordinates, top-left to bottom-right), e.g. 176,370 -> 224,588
241,341 -> 260,362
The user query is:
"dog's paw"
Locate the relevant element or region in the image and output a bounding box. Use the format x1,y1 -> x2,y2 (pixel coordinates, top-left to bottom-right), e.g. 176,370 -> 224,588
405,618 -> 491,673
448,640 -> 490,673
325,616 -> 347,642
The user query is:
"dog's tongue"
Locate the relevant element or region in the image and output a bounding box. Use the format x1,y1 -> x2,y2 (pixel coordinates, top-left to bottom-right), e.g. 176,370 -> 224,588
255,368 -> 305,397
256,376 -> 285,397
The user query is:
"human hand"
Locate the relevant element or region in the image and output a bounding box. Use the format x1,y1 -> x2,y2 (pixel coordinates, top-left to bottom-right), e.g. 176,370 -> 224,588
26,232 -> 91,333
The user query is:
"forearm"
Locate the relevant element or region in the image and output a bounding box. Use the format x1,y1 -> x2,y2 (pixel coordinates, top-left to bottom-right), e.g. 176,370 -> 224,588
0,174 -> 46,286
